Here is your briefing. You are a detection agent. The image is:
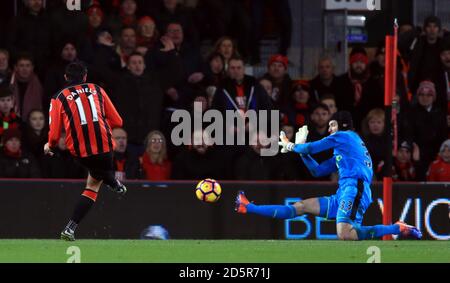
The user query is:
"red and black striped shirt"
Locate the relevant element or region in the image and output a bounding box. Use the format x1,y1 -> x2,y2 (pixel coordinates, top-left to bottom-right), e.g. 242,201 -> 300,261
48,83 -> 123,158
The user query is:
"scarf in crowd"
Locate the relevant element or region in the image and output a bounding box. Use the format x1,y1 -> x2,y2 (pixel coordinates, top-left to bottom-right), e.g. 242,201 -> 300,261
348,70 -> 369,106
11,73 -> 43,122
0,111 -> 19,136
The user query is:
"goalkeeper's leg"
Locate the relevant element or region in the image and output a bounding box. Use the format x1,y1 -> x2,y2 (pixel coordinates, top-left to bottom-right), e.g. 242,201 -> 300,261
235,191 -> 320,219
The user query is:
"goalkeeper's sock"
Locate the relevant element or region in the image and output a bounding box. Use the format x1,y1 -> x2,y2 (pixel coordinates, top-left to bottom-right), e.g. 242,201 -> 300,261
246,204 -> 297,219
70,189 -> 98,227
354,224 -> 400,240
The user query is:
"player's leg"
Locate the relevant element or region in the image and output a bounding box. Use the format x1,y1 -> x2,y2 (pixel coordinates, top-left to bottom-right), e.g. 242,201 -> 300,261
61,153 -> 125,241
61,174 -> 102,241
99,153 -> 127,195
338,221 -> 422,240
336,181 -> 422,240
235,191 -> 321,219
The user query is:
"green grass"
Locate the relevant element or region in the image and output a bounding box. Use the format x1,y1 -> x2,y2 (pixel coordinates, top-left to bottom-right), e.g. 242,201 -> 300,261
0,240 -> 448,263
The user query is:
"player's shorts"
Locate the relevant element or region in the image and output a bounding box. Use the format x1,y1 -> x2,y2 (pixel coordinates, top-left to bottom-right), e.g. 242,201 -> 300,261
318,179 -> 373,225
76,152 -> 116,185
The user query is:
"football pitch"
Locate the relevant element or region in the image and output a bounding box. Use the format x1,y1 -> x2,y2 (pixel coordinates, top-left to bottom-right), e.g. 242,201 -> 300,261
0,240 -> 448,263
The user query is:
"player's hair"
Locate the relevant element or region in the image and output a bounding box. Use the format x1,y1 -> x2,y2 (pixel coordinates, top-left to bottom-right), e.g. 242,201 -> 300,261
144,130 -> 168,165
330,111 -> 353,131
65,61 -> 87,84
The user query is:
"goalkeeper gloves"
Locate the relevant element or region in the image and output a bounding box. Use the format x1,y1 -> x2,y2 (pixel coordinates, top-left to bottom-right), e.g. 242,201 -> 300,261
279,131 -> 294,153
295,125 -> 309,144
279,125 -> 309,154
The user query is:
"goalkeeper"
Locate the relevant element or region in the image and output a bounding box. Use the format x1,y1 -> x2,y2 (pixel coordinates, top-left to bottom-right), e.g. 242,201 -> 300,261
235,111 -> 422,240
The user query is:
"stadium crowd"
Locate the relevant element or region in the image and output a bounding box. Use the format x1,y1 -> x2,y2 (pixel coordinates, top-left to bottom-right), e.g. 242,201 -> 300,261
0,0 -> 448,182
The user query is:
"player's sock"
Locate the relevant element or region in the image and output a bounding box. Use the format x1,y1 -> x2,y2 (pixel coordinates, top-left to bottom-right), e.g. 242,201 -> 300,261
64,220 -> 78,232
355,224 -> 400,240
246,204 -> 297,219
70,189 -> 98,227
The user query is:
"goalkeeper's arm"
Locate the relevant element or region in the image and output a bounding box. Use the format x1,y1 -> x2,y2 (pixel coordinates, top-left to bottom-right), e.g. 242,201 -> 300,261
301,155 -> 337,177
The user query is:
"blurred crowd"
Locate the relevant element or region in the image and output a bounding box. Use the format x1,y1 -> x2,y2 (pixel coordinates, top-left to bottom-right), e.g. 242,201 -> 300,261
0,0 -> 448,182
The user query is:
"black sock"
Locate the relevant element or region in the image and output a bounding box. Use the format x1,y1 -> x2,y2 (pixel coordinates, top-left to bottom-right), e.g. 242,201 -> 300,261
69,189 -> 98,229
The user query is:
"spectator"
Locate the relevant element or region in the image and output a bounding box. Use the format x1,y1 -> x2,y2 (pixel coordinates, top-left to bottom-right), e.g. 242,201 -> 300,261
78,5 -> 107,65
154,0 -> 199,46
397,26 -> 418,105
284,80 -> 312,129
172,129 -> 225,180
49,0 -> 88,50
0,86 -> 21,141
407,80 -> 447,180
86,4 -> 105,38
259,78 -> 274,102
190,94 -> 209,115
384,140 -> 420,182
305,103 -> 333,180
112,127 -> 141,181
0,49 -> 12,86
427,139 -> 450,182
116,27 -> 137,69
310,56 -> 339,101
250,0 -> 292,64
433,36 -> 450,116
212,56 -> 273,139
0,128 -> 40,178
308,103 -> 331,142
141,130 -> 172,181
112,52 -> 165,151
10,54 -> 43,122
196,0 -> 251,59
194,0 -> 226,41
203,52 -> 226,90
320,94 -> 338,115
335,47 -> 383,131
44,40 -> 79,106
136,16 -> 159,55
409,16 -> 444,93
108,0 -> 139,39
41,132 -> 87,179
163,22 -> 204,106
262,54 -> 293,108
370,42 -> 386,91
212,37 -> 240,70
22,109 -> 47,166
7,0 -> 51,78
234,131 -> 278,180
362,108 -> 388,180
90,28 -> 122,82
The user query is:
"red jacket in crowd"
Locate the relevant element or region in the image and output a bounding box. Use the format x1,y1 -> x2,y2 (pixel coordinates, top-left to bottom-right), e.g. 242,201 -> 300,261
427,157 -> 450,182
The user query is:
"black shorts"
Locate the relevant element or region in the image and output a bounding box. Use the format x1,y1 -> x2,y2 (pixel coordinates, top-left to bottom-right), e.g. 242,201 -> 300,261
76,152 -> 115,184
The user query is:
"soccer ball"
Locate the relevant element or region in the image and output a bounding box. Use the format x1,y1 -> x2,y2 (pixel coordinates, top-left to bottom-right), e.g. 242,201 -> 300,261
195,179 -> 222,203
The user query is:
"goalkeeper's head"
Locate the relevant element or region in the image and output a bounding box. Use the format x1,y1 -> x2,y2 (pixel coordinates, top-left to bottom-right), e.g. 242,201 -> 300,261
329,111 -> 353,133
64,61 -> 88,84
